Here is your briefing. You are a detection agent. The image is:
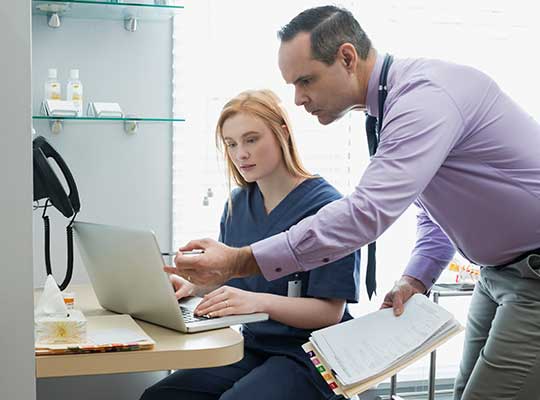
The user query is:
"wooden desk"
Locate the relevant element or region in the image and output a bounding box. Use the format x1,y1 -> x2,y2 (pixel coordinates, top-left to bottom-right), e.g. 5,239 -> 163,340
35,285 -> 244,378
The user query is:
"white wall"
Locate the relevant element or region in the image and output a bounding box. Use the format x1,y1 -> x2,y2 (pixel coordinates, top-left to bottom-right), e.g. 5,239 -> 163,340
31,15 -> 173,288
0,1 -> 36,399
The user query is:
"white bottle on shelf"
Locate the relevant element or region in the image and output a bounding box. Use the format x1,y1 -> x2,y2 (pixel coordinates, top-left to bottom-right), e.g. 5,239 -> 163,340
66,69 -> 83,116
44,68 -> 61,101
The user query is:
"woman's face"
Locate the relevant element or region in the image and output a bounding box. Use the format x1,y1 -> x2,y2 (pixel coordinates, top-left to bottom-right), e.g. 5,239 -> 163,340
221,112 -> 284,183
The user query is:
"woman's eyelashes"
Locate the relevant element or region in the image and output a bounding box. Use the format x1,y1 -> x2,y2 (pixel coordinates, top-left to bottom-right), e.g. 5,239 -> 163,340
224,133 -> 260,150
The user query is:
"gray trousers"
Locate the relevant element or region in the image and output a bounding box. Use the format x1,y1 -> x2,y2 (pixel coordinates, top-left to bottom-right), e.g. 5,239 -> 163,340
454,254 -> 540,400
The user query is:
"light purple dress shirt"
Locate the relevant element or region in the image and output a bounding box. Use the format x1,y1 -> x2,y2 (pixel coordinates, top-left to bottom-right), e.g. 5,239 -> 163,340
252,54 -> 540,289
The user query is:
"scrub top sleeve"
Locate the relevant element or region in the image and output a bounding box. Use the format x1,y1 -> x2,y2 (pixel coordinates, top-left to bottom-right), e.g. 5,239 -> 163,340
306,250 -> 360,303
218,201 -> 229,243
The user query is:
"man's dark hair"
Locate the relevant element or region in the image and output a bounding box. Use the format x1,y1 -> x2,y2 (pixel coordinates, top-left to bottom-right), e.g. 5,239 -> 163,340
278,5 -> 372,65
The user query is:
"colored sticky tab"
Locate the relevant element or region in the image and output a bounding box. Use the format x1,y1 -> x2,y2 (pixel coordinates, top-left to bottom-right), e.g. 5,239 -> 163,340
313,357 -> 320,364
317,365 -> 326,373
323,373 -> 333,381
307,350 -> 315,357
329,382 -> 338,389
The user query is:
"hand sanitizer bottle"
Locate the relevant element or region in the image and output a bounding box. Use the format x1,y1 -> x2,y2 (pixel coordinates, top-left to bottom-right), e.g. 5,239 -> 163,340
44,68 -> 61,100
66,69 -> 83,116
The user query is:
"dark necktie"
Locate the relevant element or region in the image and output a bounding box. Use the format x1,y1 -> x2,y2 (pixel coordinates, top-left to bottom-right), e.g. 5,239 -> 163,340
363,54 -> 393,300
364,113 -> 378,299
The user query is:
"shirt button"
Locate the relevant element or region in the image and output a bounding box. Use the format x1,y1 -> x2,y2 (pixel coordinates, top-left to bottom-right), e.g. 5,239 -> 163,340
275,267 -> 282,272
323,258 -> 330,263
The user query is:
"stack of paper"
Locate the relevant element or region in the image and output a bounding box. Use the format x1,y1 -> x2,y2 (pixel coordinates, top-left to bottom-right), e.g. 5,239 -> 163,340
303,294 -> 463,398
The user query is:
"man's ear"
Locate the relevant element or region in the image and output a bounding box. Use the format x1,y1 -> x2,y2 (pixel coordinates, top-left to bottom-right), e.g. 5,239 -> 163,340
339,43 -> 358,72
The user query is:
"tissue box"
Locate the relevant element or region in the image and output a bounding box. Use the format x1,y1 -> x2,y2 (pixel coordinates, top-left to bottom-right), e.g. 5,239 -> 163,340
35,310 -> 87,344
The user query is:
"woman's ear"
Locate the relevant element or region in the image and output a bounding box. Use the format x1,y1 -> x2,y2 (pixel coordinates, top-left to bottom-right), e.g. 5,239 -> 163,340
281,124 -> 290,141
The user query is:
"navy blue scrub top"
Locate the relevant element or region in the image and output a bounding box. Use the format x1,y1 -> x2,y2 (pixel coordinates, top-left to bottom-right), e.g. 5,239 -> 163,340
220,177 -> 360,345
220,177 -> 360,398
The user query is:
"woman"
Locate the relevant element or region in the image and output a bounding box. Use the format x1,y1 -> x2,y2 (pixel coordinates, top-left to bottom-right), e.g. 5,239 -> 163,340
141,89 -> 359,400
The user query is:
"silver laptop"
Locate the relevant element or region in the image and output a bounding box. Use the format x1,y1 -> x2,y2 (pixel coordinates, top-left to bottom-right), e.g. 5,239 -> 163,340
73,221 -> 268,333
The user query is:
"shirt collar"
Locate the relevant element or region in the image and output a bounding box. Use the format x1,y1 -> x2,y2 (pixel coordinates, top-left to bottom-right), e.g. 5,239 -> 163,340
365,53 -> 385,118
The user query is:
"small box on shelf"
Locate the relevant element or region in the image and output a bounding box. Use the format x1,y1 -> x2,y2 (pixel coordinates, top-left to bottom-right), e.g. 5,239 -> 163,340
87,101 -> 123,118
41,99 -> 78,117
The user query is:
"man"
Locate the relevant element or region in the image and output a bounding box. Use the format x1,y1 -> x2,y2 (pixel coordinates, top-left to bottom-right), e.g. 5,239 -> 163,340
166,6 -> 540,400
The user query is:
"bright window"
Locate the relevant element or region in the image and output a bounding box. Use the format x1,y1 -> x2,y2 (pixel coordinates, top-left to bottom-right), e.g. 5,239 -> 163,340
172,0 -> 540,383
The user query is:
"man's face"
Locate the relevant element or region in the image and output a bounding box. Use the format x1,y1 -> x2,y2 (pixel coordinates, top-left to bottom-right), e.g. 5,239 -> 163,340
278,32 -> 356,125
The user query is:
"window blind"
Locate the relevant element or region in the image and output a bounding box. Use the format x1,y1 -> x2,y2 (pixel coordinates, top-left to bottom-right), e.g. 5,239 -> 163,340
172,0 -> 540,381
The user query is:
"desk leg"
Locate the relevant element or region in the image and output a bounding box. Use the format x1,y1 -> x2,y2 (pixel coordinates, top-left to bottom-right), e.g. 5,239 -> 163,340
390,374 -> 397,397
428,292 -> 440,400
428,348 -> 437,400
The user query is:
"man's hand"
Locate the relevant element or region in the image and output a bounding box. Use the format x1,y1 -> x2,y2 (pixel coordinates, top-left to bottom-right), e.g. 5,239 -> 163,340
380,275 -> 427,316
163,238 -> 260,286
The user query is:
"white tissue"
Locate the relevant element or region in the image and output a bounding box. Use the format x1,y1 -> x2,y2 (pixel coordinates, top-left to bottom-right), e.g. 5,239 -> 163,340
35,275 -> 69,318
35,275 -> 87,344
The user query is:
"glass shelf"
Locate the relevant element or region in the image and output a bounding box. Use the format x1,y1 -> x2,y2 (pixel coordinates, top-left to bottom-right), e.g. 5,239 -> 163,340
33,115 -> 185,133
32,1 -> 184,22
33,115 -> 185,122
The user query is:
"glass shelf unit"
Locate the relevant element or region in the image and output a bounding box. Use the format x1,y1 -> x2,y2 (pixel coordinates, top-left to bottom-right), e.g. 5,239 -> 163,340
33,115 -> 185,122
32,115 -> 185,133
32,1 -> 184,22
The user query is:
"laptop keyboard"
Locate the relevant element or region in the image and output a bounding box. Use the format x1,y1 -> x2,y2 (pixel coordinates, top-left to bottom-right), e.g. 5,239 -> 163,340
180,306 -> 210,323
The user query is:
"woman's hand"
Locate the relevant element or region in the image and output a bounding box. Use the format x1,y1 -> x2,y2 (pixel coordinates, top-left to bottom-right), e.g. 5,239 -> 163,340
169,273 -> 196,300
194,286 -> 264,318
